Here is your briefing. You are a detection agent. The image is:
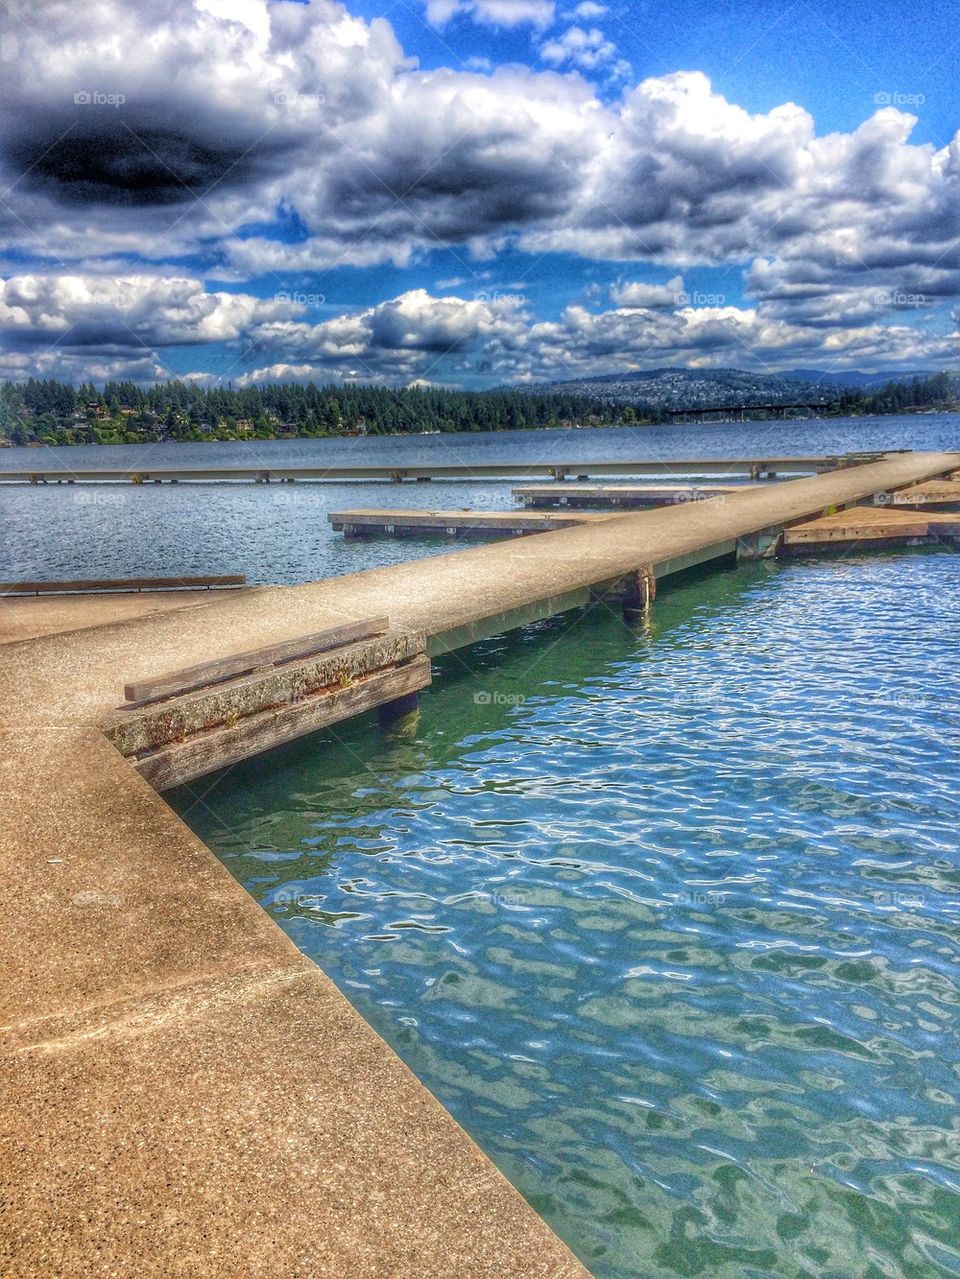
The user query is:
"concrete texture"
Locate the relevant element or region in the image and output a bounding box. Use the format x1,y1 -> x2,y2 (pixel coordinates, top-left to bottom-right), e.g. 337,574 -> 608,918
2,450 -> 957,1278
0,588 -> 239,645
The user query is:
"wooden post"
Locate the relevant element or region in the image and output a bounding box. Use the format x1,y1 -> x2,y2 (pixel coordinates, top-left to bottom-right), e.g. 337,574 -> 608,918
622,567 -> 656,619
378,690 -> 421,737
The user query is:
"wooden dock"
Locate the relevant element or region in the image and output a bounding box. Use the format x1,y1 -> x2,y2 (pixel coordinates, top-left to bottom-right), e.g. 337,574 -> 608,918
2,448 -> 957,1279
0,573 -> 246,596
329,508 -> 610,538
513,482 -> 745,509
783,505 -> 960,553
873,477 -> 960,508
0,450 -> 897,485
330,492 -> 960,553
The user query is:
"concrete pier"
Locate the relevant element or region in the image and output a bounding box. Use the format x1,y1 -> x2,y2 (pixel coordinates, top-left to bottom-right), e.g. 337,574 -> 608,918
1,449 -> 956,1278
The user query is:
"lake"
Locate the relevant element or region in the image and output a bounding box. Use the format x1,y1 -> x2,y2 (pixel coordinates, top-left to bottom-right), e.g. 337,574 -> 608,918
8,415 -> 960,1278
2,414 -> 958,583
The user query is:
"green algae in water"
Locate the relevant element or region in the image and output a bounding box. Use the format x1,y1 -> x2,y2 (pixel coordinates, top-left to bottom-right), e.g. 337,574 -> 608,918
171,553 -> 960,1279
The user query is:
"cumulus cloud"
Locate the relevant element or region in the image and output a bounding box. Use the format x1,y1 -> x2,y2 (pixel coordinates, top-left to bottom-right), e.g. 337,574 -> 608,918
0,274 -> 296,350
423,0 -> 555,27
610,277 -> 686,309
538,25 -> 627,77
2,268 -> 957,387
1,0 -> 959,383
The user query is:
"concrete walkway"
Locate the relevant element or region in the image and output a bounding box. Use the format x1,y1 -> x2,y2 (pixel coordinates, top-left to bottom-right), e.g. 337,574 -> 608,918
2,450 -> 956,1277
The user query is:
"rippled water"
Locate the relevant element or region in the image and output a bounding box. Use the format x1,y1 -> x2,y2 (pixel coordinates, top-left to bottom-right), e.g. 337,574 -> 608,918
173,551 -> 960,1279
2,413 -> 957,583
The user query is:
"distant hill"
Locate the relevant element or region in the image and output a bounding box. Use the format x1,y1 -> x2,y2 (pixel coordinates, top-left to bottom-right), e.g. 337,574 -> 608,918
506,366 -> 942,408
779,368 -> 932,388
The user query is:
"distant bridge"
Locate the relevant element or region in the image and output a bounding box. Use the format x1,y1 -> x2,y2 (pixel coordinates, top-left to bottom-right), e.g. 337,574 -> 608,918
667,400 -> 839,422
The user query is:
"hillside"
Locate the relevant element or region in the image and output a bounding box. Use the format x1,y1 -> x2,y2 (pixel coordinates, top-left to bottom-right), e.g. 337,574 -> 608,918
507,366 -> 944,408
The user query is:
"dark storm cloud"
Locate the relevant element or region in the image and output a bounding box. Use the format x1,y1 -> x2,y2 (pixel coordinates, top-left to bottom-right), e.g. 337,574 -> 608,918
1,0 -> 958,381
2,106 -> 299,207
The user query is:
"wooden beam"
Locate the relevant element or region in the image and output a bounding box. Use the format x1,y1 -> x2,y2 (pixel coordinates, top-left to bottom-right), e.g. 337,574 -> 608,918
123,617 -> 390,705
0,575 -> 246,596
133,654 -> 431,791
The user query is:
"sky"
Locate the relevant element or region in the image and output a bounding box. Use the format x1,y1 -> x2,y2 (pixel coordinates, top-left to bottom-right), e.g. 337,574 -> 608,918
0,0 -> 958,388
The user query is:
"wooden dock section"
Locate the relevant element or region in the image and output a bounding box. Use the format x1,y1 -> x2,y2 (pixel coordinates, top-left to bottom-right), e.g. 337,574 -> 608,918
2,449 -> 957,1279
783,505 -> 960,553
0,450 -> 895,485
330,508 -> 611,539
874,477 -> 960,508
513,482 -> 745,509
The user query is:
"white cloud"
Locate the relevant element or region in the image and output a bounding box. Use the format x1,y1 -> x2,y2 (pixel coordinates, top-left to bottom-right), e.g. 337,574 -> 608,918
0,274 -> 298,349
424,0 -> 555,28
610,277 -> 686,308
539,25 -> 626,75
1,1 -> 960,383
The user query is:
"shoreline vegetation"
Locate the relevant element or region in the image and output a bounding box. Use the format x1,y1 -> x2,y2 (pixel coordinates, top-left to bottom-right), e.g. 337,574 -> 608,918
0,372 -> 956,448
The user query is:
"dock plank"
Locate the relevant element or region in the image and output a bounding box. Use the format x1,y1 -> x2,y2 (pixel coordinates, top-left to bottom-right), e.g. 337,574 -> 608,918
885,478 -> 960,507
132,653 -> 431,791
784,505 -> 960,548
0,574 -> 245,595
329,508 -> 612,538
123,616 -> 389,704
513,482 -> 745,509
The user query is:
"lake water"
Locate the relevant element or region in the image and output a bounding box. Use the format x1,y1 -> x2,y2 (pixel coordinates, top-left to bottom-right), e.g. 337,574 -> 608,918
173,553 -> 960,1279
8,416 -> 960,1277
1,414 -> 958,582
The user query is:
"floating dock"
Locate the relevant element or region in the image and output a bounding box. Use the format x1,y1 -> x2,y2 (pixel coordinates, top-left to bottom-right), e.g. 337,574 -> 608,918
873,476 -> 960,508
329,508 -> 610,538
513,482 -> 746,509
2,449 -> 957,1278
783,505 -> 960,553
0,450 -> 895,485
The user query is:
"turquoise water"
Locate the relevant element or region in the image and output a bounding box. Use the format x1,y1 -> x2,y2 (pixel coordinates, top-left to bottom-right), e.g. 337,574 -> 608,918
173,550 -> 960,1279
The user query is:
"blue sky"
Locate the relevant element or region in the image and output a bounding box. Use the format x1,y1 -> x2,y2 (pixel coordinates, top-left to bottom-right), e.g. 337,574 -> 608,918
0,0 -> 958,386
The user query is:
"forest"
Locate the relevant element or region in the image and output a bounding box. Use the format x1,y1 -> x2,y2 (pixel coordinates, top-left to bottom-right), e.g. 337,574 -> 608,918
0,372 -> 955,446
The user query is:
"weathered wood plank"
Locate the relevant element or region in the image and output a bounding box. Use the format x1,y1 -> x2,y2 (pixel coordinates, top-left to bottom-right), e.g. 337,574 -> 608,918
123,616 -> 390,705
0,574 -> 246,596
783,505 -> 960,546
888,479 -> 960,507
109,630 -> 423,754
329,508 -> 611,538
134,654 -> 431,791
513,483 -> 743,510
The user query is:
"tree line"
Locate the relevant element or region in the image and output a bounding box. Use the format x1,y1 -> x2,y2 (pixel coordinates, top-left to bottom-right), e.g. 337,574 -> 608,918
0,371 -> 955,446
